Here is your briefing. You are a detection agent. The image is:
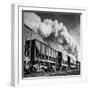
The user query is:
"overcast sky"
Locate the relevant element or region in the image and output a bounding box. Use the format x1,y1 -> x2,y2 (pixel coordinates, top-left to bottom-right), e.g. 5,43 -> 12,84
36,11 -> 80,46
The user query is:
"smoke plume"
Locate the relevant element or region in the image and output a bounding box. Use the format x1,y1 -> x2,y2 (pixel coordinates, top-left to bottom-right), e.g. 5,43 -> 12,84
24,12 -> 78,56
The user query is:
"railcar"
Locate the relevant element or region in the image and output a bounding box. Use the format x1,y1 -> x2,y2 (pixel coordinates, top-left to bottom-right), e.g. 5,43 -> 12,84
24,39 -> 79,74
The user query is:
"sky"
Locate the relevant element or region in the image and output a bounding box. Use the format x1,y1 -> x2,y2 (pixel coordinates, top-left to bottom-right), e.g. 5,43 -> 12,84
36,11 -> 80,46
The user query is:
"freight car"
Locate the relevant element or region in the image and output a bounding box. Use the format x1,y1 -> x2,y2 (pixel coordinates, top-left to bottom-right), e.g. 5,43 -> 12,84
24,39 -> 80,74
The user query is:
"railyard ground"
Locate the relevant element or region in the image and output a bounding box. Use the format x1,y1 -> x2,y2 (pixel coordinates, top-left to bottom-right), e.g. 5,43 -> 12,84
24,69 -> 80,77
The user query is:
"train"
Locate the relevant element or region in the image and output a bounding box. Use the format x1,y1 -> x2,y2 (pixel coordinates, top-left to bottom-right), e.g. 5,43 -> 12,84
24,39 -> 80,74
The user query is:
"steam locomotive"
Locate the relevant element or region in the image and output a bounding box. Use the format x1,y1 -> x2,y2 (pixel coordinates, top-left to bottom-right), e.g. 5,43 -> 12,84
24,39 -> 80,74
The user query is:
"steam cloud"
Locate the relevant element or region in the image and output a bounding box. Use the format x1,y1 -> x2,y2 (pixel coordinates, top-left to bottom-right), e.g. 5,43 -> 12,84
24,12 -> 78,56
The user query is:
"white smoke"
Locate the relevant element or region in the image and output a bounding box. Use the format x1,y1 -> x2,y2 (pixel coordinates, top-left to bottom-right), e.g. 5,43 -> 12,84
40,22 -> 52,37
24,12 -> 77,55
